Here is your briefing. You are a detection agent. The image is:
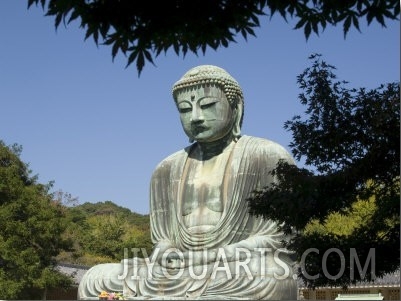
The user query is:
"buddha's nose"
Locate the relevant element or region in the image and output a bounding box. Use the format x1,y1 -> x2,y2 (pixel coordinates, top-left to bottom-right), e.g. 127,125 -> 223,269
190,106 -> 204,123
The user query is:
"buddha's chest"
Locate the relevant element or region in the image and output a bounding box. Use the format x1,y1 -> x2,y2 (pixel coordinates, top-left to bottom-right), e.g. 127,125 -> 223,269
181,149 -> 231,218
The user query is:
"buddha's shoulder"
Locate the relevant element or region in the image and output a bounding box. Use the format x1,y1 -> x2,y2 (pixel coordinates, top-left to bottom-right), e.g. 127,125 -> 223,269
153,147 -> 190,171
239,135 -> 294,161
240,135 -> 288,151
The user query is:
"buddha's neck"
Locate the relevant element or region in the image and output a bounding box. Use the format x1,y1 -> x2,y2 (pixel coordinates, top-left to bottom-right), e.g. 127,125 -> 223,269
196,133 -> 237,160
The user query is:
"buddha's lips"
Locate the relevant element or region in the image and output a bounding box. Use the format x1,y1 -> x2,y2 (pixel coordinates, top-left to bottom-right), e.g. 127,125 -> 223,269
192,125 -> 208,134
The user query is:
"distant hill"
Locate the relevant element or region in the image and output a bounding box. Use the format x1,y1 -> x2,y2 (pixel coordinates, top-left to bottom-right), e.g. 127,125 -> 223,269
58,201 -> 152,266
74,200 -> 150,228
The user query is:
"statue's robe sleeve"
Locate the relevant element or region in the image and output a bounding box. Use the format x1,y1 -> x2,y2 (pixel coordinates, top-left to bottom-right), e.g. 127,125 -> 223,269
149,148 -> 188,248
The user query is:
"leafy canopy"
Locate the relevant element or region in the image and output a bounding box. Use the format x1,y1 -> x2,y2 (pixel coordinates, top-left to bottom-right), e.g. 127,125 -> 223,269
248,54 -> 400,288
27,0 -> 400,74
0,141 -> 73,299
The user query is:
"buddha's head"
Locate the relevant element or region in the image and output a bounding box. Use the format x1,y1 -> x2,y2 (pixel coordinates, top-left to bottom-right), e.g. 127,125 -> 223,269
172,65 -> 244,143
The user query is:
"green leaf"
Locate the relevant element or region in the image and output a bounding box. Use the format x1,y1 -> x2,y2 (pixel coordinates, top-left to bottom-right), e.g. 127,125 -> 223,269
304,22 -> 312,40
92,30 -> 99,45
240,28 -> 248,40
201,42 -> 207,54
270,5 -> 277,17
245,26 -> 255,37
111,42 -> 120,60
278,7 -> 287,20
103,33 -> 116,46
68,9 -> 80,24
136,51 -> 145,75
54,13 -> 63,28
294,17 -> 307,30
352,15 -> 361,32
366,10 -> 374,24
394,4 -> 400,16
155,45 -> 163,57
288,4 -> 295,16
375,13 -> 386,27
312,20 -> 319,35
84,26 -> 95,41
343,15 -> 352,37
99,23 -> 110,39
143,49 -> 155,66
221,37 -> 228,47
250,13 -> 260,27
126,49 -> 138,68
173,41 -> 180,55
27,0 -> 37,9
182,44 -> 188,56
321,18 -> 327,30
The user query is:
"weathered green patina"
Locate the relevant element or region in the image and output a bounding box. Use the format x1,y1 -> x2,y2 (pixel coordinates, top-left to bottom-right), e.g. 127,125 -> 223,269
78,65 -> 297,300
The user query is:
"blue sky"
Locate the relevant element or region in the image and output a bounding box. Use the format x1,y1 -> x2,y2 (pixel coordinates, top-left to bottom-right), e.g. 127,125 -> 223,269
1,1 -> 399,214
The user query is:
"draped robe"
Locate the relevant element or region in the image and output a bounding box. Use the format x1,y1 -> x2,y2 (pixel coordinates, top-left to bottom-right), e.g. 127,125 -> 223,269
78,136 -> 298,300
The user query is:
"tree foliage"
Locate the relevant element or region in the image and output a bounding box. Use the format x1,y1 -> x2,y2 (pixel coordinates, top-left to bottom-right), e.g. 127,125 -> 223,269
58,201 -> 152,266
27,0 -> 400,74
248,54 -> 400,288
0,141 -> 74,299
0,141 -> 151,297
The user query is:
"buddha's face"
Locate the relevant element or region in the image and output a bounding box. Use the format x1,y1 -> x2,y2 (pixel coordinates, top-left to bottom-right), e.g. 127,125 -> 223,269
175,85 -> 236,143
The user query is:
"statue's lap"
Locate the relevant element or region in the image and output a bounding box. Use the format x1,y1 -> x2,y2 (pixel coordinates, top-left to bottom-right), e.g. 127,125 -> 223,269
79,250 -> 297,300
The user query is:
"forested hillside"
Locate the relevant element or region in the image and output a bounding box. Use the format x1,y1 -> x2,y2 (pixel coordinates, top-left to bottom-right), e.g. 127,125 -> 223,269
57,200 -> 152,266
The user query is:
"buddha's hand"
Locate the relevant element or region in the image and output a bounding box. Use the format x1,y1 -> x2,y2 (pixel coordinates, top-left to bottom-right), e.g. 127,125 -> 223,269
181,249 -> 218,267
153,241 -> 179,268
163,251 -> 184,269
155,245 -> 219,269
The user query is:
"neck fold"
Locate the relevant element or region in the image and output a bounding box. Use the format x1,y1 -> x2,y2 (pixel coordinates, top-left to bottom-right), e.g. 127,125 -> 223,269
196,133 -> 238,160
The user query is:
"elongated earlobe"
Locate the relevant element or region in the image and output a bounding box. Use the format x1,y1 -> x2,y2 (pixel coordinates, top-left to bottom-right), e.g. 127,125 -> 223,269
232,104 -> 243,141
232,124 -> 241,142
